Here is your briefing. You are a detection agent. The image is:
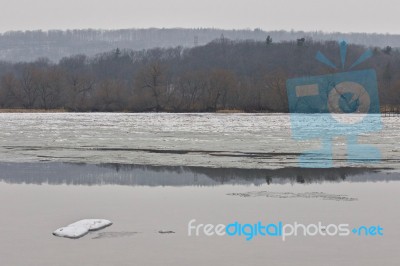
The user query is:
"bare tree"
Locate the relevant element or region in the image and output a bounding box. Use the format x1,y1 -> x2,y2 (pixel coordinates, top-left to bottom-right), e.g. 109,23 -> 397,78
19,66 -> 38,108
264,69 -> 288,112
0,73 -> 21,107
135,62 -> 166,111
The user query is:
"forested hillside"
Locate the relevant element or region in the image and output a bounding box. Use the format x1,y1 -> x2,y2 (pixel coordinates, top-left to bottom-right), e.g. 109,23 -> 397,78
1,28 -> 400,62
0,38 -> 398,112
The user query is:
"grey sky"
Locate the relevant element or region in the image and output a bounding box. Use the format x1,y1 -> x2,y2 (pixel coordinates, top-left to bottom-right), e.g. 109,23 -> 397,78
0,0 -> 398,34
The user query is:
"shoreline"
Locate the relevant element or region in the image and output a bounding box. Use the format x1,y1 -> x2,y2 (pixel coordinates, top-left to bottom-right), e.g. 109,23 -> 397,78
0,109 -> 394,114
0,108 -> 67,113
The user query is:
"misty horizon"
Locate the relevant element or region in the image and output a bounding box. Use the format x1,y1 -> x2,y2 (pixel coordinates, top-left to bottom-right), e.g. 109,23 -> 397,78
1,0 -> 399,34
1,27 -> 400,36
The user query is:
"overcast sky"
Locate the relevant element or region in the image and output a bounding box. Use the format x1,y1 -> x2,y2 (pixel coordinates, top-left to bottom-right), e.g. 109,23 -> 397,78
0,0 -> 398,34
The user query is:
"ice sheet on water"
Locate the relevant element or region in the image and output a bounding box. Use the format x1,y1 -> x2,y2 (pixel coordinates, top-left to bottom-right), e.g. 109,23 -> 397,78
227,191 -> 357,201
53,219 -> 112,239
0,113 -> 398,170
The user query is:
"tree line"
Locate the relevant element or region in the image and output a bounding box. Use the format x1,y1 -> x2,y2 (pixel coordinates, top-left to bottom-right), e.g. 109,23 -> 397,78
2,28 -> 400,62
0,38 -> 399,112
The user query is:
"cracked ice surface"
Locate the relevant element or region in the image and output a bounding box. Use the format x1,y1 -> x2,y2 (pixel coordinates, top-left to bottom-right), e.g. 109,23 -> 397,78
0,113 -> 398,170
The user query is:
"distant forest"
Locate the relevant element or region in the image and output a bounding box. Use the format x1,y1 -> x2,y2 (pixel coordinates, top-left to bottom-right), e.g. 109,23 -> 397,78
0,37 -> 399,112
1,28 -> 400,62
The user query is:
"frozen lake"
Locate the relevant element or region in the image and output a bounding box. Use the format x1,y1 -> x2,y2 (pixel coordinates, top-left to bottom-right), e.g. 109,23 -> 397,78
0,113 -> 399,265
0,112 -> 399,170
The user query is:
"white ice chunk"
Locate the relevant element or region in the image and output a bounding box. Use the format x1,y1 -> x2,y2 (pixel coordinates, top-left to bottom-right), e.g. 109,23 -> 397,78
53,219 -> 113,239
53,226 -> 89,239
67,219 -> 113,231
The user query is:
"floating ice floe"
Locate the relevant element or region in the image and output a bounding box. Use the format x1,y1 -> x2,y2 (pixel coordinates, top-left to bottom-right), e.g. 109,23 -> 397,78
53,219 -> 113,239
227,191 -> 357,201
